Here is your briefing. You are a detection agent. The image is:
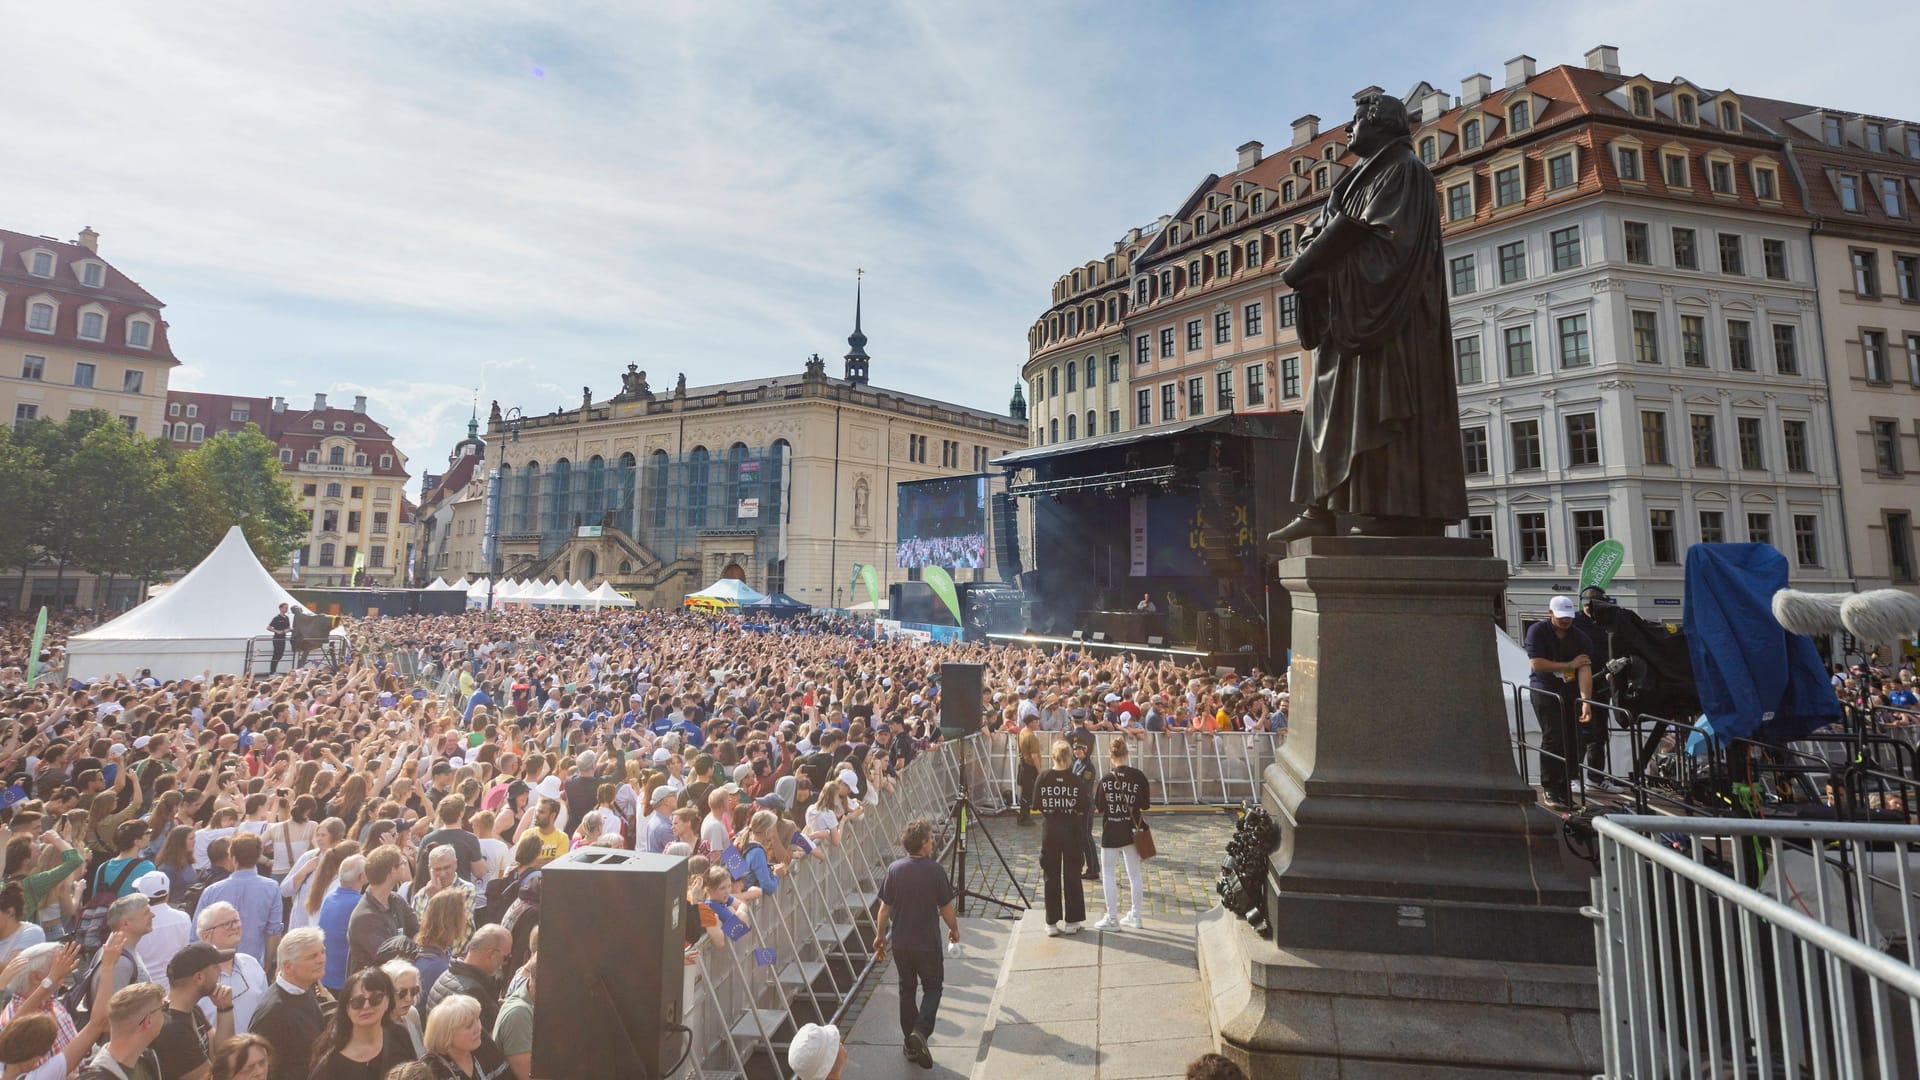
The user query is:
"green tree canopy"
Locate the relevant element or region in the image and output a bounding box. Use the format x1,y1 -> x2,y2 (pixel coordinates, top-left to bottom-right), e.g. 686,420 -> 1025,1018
0,426 -> 48,576
174,424 -> 305,567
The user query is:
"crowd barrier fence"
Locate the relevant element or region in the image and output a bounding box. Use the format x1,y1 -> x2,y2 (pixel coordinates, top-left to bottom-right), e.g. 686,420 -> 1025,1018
959,728 -> 1284,809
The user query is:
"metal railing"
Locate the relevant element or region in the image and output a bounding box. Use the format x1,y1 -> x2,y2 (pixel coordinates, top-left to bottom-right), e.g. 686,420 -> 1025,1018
960,729 -> 1285,808
1590,814 -> 1920,1078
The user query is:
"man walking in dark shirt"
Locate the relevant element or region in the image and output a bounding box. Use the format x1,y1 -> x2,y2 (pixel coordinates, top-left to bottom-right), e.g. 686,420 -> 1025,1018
1525,595 -> 1594,812
873,819 -> 958,1070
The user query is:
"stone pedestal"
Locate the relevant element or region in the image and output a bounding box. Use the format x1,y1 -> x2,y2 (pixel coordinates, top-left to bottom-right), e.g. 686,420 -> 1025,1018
1200,537 -> 1601,1076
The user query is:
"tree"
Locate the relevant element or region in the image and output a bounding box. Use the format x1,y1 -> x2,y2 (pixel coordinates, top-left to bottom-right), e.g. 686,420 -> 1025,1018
64,419 -> 180,590
24,409 -> 122,598
0,426 -> 48,588
173,424 -> 305,568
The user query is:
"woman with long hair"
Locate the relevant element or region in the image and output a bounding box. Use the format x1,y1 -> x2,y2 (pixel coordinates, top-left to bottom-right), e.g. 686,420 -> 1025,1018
307,966 -> 413,1080
730,810 -> 783,898
413,888 -> 466,997
805,781 -> 848,847
141,789 -> 183,859
420,994 -> 508,1080
152,823 -> 197,898
328,773 -> 369,831
291,840 -> 362,931
270,794 -> 319,879
206,1032 -> 273,1080
83,772 -> 143,865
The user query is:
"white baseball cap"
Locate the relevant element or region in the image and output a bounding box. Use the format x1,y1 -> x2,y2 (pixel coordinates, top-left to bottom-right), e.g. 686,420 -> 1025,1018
1549,595 -> 1577,619
787,1023 -> 842,1080
134,870 -> 171,899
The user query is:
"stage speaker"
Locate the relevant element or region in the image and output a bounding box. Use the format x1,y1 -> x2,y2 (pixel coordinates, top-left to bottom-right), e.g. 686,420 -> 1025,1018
1198,467 -> 1237,568
940,662 -> 984,735
535,848 -> 687,1079
992,492 -> 1022,582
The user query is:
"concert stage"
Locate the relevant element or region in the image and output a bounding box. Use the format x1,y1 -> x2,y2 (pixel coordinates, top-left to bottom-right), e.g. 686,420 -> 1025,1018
991,412 -> 1303,667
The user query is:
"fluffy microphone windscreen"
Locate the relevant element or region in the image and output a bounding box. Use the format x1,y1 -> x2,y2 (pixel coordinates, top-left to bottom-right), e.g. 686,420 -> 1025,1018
1773,589 -> 1848,636
1840,590 -> 1920,645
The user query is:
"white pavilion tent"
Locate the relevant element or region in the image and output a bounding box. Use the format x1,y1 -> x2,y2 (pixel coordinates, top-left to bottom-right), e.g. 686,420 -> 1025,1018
588,582 -> 635,608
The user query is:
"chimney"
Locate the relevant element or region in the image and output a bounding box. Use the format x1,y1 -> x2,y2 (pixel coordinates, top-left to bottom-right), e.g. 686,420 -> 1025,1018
1351,85 -> 1385,104
272,396 -> 285,414
313,393 -> 328,411
1236,140 -> 1264,171
1504,55 -> 1536,88
76,226 -> 98,253
353,395 -> 367,414
1290,114 -> 1320,147
1462,73 -> 1491,106
1583,45 -> 1620,76
1421,89 -> 1450,123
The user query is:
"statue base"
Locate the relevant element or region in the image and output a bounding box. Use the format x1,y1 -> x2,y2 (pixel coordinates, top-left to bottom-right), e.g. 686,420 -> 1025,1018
1196,537 -> 1599,1075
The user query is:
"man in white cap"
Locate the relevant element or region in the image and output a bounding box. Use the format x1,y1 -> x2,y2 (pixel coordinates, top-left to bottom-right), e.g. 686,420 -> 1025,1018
1525,595 -> 1594,811
786,1022 -> 845,1080
131,870 -> 193,988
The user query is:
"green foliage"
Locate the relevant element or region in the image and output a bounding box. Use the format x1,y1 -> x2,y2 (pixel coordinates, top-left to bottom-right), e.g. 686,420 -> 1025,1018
0,426 -> 48,575
174,424 -> 305,566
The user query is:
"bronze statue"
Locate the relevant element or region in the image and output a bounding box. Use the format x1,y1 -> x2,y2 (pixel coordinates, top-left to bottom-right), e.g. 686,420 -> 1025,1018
1270,93 -> 1468,542
675,373 -> 688,398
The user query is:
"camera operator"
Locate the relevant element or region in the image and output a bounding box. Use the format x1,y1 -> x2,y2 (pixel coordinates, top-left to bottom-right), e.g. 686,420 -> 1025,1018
1526,596 -> 1594,812
1573,587 -> 1617,789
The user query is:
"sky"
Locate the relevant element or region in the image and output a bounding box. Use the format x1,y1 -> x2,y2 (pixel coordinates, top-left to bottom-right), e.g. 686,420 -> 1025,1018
5,0 -> 1917,490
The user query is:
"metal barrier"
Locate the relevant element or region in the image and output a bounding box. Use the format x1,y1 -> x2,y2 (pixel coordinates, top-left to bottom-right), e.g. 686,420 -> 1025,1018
959,729 -> 1284,809
676,733 -> 965,1078
1590,814 -> 1920,1078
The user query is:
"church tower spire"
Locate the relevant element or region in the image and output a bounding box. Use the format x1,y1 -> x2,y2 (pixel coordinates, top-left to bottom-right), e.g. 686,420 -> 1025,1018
844,268 -> 870,385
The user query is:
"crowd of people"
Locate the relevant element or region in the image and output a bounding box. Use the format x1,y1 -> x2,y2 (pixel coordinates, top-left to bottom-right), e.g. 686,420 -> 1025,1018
0,605 -> 1285,1080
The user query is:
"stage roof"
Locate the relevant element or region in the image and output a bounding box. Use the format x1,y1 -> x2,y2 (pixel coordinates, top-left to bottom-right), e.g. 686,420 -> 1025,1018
989,413 -> 1290,469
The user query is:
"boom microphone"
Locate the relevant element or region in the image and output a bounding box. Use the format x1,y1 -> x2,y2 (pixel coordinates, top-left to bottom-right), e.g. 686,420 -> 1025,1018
1772,589 -> 1848,636
1773,588 -> 1920,642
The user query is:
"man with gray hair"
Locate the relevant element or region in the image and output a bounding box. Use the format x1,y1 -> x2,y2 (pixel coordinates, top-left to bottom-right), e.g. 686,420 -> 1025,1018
196,900 -> 269,1032
408,844 -> 477,950
319,853 -> 366,993
248,927 -> 326,1080
86,893 -> 154,1011
421,923 -> 510,1033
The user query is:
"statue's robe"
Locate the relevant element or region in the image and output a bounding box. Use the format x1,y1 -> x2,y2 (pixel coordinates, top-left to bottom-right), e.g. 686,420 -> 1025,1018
1289,140 -> 1468,523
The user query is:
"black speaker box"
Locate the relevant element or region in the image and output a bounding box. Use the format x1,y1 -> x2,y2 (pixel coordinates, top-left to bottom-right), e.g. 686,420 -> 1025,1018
940,662 -> 985,735
534,848 -> 687,1079
992,491 -> 1023,582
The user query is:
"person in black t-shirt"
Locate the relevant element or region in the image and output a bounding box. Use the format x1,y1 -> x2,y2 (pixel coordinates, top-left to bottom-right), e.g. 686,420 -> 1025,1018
267,604 -> 292,675
1093,740 -> 1151,931
1034,741 -> 1092,935
155,942 -> 238,1080
873,819 -> 957,1071
1525,595 -> 1594,811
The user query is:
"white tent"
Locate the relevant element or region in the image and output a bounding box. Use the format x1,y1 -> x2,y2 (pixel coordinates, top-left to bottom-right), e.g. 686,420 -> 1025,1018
588,582 -> 635,608
686,578 -> 766,606
67,527 -> 304,681
558,580 -> 596,605
425,577 -> 453,591
450,577 -> 471,591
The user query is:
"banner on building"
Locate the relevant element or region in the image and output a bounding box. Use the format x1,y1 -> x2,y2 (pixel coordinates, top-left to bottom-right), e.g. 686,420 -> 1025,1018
737,498 -> 759,519
1129,495 -> 1149,577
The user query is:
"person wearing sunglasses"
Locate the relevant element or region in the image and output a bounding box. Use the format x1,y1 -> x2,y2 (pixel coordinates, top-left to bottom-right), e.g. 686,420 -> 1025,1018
308,967 -> 415,1080
379,960 -> 427,1060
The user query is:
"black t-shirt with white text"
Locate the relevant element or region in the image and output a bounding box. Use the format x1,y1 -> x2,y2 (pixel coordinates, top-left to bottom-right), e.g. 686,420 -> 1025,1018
1097,766 -> 1151,848
1034,768 -> 1091,828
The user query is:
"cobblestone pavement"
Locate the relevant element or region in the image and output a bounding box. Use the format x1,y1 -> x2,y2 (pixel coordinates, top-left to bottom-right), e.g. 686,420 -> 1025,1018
946,807 -> 1238,919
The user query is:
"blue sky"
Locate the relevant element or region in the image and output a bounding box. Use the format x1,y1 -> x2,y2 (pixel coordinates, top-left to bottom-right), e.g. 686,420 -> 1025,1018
4,1 -> 1915,487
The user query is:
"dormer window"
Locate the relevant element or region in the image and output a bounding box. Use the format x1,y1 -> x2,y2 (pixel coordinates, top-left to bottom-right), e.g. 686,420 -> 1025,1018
1207,195 -> 1218,211
1824,116 -> 1843,146
1250,192 -> 1263,213
1291,158 -> 1307,176
126,319 -> 152,348
1909,129 -> 1920,158
312,420 -> 325,430
28,251 -> 52,277
354,454 -> 368,467
81,263 -> 103,288
280,449 -> 293,464
379,454 -> 393,469
333,421 -> 346,431
1071,270 -> 1081,291
1631,86 -> 1651,117
305,450 -> 319,463
185,404 -> 197,418
1281,180 -> 1295,201
1753,164 -> 1780,201
1839,174 -> 1862,212
1462,118 -> 1482,150
1866,123 -> 1884,153
1166,223 -> 1180,244
1322,144 -> 1338,161
1508,99 -> 1532,133
353,423 -> 366,433
1221,205 -> 1235,225
1314,167 -> 1329,191
78,311 -> 104,341
1419,136 -> 1436,164
1719,101 -> 1739,130
1676,94 -> 1696,125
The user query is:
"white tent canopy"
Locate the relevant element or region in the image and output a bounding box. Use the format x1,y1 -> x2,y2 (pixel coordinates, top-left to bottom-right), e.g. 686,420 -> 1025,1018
67,526 -> 304,681
425,578 -> 453,591
686,578 -> 766,606
588,582 -> 635,608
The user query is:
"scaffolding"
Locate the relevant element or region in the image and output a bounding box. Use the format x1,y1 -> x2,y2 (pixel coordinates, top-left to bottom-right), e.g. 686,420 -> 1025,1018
488,443 -> 793,579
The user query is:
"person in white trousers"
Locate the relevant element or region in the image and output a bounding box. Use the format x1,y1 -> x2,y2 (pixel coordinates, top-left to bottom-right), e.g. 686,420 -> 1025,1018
1093,739 -> 1150,930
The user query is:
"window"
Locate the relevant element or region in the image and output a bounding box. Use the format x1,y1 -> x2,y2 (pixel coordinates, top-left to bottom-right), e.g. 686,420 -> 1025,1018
1107,354 -> 1120,383
1718,234 -> 1744,275
1550,226 -> 1581,271
1557,314 -> 1591,368
319,543 -> 336,567
1566,413 -> 1600,466
1650,510 -> 1679,565
1631,86 -> 1651,117
322,509 -> 340,532
1897,254 -> 1919,301
1066,414 -> 1077,440
1517,512 -> 1549,564
1214,309 -> 1232,345
78,312 -> 104,341
26,302 -> 53,332
1616,146 -> 1642,181
1246,365 -> 1266,407
1448,183 -> 1473,221
1783,420 -> 1810,472
327,482 -> 341,497
1418,136 -> 1436,164
1159,327 -> 1175,358
1495,165 -> 1523,207
1737,416 -> 1765,470
1547,152 -> 1573,190
13,403 -> 38,431
1773,325 -> 1800,375
1450,254 -> 1477,296
1664,154 -> 1688,188
1624,221 -> 1651,264
1161,383 -> 1176,422
1462,427 -> 1490,475
1186,320 -> 1202,352
347,511 -> 362,533
1910,333 -> 1920,386
1874,418 -> 1903,475
1884,178 -> 1904,218
1250,193 -> 1263,214
1747,512 -> 1773,547
1278,294 -> 1297,327
1889,512 -> 1916,584
1276,229 -> 1293,258
1216,250 -> 1231,279
1633,310 -> 1661,364
1136,334 -> 1150,365
20,355 -> 43,380
1108,409 -> 1121,433
1281,356 -> 1301,398
1755,167 -> 1778,200
1467,514 -> 1494,544
1763,239 -> 1788,280
1187,377 -> 1204,416
369,546 -> 386,569
1244,302 -> 1262,337
1503,325 -> 1534,377
185,404 -> 196,417
1678,314 -> 1706,368
329,446 -> 345,466
1136,388 -> 1151,426
1462,118 -> 1482,150
1065,362 -> 1076,392
1247,238 -> 1262,266
1691,414 -> 1719,467
1573,510 -> 1607,562
1676,95 -> 1696,125
1673,228 -> 1698,269
1188,259 -> 1202,284
1498,241 -> 1526,284
1215,371 -> 1234,411
1509,419 -> 1542,470
1641,410 -> 1671,465
1315,167 -> 1328,191
1727,320 -> 1754,371
1510,99 -> 1532,133
73,362 -> 95,388
1710,160 -> 1734,194
1454,335 -> 1483,384
1864,329 -> 1891,383
1840,174 -> 1861,212
230,406 -> 250,422
1700,511 -> 1725,544
378,454 -> 391,469
1721,101 -> 1739,130
1049,366 -> 1059,396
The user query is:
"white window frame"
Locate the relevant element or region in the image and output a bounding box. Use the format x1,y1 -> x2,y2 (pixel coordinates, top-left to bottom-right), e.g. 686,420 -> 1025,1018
126,318 -> 153,349
26,296 -> 57,334
76,304 -> 108,342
